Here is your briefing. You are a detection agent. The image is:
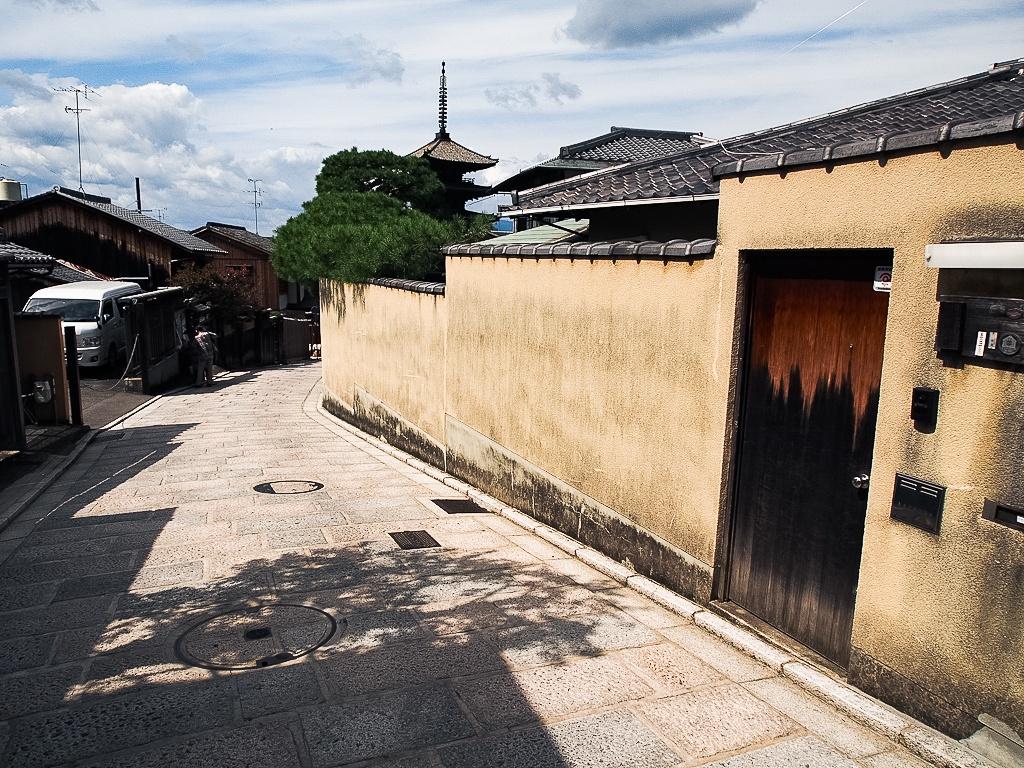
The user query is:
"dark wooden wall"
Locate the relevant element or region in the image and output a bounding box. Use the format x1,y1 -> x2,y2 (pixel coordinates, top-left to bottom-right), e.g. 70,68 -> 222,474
193,231 -> 280,309
0,201 -> 186,285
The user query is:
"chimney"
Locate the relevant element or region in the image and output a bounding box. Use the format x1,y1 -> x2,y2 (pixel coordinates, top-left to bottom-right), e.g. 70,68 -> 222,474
135,177 -> 142,212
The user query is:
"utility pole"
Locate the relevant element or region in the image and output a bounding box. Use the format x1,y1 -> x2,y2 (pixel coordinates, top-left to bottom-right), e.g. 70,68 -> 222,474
55,85 -> 96,192
247,178 -> 263,234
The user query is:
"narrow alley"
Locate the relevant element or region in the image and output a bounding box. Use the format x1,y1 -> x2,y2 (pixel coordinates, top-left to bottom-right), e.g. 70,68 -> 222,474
0,362 -> 940,767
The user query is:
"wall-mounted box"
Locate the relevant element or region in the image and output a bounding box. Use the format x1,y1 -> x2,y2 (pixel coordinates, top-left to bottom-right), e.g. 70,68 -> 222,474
926,240 -> 1024,269
936,294 -> 1024,367
910,386 -> 939,428
981,499 -> 1024,533
891,473 -> 945,534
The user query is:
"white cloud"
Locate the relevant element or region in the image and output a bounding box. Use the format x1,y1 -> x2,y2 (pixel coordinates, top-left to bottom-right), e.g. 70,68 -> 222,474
564,0 -> 759,48
338,34 -> 404,86
0,72 -> 323,232
485,72 -> 583,111
27,0 -> 99,12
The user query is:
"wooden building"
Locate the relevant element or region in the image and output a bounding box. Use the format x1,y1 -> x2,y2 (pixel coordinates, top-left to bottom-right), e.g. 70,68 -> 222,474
190,222 -> 280,309
0,187 -> 225,286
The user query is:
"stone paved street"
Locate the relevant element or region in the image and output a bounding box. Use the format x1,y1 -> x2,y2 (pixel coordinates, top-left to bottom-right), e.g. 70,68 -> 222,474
0,362 -> 935,767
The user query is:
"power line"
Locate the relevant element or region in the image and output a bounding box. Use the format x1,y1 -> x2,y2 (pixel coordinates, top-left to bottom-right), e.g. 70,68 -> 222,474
54,84 -> 99,192
785,1 -> 870,54
247,178 -> 263,234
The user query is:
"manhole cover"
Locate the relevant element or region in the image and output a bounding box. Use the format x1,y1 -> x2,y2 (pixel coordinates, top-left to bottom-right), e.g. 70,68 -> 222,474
253,480 -> 324,495
175,604 -> 338,670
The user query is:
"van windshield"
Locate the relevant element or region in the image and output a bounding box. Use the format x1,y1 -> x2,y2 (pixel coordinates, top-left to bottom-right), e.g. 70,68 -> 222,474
23,298 -> 101,322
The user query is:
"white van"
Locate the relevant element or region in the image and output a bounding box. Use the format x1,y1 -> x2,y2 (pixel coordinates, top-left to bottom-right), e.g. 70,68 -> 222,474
23,281 -> 143,369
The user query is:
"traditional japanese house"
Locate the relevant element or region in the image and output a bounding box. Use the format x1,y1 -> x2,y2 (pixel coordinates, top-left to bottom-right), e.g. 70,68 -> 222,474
0,187 -> 224,286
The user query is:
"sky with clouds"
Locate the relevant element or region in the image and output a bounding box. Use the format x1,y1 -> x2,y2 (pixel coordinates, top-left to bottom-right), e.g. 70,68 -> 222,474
1,0 -> 1022,233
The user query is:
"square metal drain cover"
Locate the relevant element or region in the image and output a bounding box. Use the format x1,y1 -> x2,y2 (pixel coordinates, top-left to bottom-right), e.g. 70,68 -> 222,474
389,530 -> 441,549
431,498 -> 487,515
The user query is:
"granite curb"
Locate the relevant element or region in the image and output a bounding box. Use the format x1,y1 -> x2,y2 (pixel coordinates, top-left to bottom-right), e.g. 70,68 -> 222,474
306,383 -> 996,768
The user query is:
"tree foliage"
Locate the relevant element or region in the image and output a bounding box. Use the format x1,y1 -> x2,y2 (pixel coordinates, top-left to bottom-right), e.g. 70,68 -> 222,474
273,191 -> 488,283
171,264 -> 257,320
273,148 -> 493,282
316,148 -> 447,218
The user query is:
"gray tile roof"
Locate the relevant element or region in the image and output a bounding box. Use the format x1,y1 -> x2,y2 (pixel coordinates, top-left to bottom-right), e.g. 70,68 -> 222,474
508,58 -> 1024,213
364,277 -> 445,295
492,127 -> 704,193
48,188 -> 226,254
563,127 -> 706,163
444,237 -> 716,261
193,222 -> 274,255
50,259 -> 108,283
0,238 -> 53,266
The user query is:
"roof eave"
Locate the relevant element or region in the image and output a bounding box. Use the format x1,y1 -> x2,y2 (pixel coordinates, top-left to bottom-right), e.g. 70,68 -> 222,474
501,193 -> 720,218
712,111 -> 1024,179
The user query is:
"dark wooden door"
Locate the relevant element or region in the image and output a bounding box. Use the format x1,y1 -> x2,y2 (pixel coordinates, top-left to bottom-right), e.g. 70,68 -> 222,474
728,253 -> 889,667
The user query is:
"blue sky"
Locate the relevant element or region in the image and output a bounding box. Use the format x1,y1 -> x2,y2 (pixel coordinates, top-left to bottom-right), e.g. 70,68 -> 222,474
1,0 -> 1022,232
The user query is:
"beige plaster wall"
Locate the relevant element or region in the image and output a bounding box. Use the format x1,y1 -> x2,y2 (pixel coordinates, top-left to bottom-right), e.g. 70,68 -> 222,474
319,280 -> 447,445
444,254 -> 737,573
717,140 -> 1024,734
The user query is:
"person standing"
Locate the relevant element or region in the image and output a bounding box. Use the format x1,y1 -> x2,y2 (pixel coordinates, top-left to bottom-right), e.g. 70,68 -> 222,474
193,325 -> 218,387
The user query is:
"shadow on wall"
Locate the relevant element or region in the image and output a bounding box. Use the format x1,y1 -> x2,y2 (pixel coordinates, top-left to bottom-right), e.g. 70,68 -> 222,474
319,279 -> 348,321
0,426 -> 675,766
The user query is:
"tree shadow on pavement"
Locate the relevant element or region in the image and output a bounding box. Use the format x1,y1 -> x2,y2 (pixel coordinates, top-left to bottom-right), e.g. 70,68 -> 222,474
0,485 -> 682,767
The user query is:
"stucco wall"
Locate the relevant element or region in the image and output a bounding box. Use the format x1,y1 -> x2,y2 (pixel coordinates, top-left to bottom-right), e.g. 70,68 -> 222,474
444,254 -> 736,599
319,280 -> 447,460
717,140 -> 1024,737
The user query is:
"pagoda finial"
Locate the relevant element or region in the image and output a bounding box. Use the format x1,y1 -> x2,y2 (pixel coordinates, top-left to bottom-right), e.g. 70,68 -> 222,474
437,60 -> 449,138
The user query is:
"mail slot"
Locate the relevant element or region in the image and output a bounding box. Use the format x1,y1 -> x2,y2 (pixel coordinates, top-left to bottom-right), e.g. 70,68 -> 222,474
982,499 -> 1024,533
936,294 -> 1024,367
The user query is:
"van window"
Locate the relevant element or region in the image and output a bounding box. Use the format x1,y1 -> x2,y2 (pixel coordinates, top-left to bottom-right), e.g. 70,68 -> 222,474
23,298 -> 100,322
101,299 -> 115,320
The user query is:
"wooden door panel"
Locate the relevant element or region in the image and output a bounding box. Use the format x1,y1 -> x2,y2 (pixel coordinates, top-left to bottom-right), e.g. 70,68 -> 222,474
729,254 -> 889,666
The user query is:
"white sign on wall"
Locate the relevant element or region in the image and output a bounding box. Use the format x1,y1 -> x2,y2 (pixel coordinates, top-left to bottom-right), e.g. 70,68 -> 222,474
873,266 -> 892,293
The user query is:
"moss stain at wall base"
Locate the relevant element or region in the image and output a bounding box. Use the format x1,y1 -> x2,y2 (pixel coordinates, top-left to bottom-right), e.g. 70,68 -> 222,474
849,647 -> 987,739
322,391 -> 445,469
445,415 -> 714,603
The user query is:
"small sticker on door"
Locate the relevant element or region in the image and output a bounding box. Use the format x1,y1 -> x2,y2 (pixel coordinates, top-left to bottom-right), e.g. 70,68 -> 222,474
873,266 -> 892,292
988,332 -> 999,350
975,331 -> 988,356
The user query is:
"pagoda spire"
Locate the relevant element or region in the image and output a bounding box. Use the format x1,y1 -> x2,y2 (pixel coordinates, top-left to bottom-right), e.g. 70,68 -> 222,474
437,61 -> 449,139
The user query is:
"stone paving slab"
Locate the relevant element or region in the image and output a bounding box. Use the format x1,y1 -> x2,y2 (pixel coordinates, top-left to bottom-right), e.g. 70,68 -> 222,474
456,654 -> 653,727
637,683 -> 800,761
3,680 -> 236,766
300,684 -> 475,767
438,710 -> 680,768
0,364 -> 981,768
77,722 -> 303,768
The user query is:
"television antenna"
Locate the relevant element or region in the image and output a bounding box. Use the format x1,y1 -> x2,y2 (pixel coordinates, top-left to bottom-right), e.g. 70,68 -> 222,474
247,178 -> 263,234
55,84 -> 98,192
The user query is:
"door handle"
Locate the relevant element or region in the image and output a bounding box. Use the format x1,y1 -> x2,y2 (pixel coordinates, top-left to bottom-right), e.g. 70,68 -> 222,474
852,474 -> 870,490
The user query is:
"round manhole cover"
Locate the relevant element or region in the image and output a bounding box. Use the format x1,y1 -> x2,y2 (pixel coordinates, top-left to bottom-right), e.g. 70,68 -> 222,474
175,604 -> 339,670
253,480 -> 324,495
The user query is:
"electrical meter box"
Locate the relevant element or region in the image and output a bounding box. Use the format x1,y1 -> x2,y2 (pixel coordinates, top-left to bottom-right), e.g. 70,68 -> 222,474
936,295 -> 1024,366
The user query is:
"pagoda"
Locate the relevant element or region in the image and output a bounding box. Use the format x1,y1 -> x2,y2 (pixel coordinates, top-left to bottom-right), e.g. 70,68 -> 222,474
409,62 -> 497,215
